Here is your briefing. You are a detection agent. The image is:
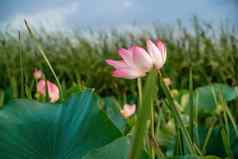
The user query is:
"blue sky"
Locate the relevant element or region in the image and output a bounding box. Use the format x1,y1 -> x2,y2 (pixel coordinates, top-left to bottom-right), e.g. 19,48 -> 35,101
0,0 -> 237,31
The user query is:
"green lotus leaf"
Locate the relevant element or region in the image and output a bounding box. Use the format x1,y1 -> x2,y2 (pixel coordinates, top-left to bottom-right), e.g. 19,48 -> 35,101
181,83 -> 237,116
82,136 -> 149,159
0,90 -> 123,159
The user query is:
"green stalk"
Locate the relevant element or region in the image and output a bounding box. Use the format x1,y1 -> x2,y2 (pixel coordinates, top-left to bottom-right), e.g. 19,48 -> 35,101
194,93 -> 200,146
150,103 -> 155,159
44,79 -> 49,102
221,113 -> 233,159
219,91 -> 238,138
0,90 -> 4,107
18,31 -> 24,98
159,73 -> 197,155
24,20 -> 64,101
202,121 -> 215,153
129,70 -> 157,159
180,128 -> 185,155
137,78 -> 142,107
174,127 -> 180,155
189,68 -> 194,142
153,138 -> 165,158
174,122 -> 185,155
224,112 -> 231,147
155,108 -> 165,158
224,104 -> 238,138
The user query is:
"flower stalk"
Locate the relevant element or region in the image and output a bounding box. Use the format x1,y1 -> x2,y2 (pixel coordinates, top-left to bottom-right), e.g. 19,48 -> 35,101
137,78 -> 143,107
129,70 -> 157,159
159,72 -> 197,155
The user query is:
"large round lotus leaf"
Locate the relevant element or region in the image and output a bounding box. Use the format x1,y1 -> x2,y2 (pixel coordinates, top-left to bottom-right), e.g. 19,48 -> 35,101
194,125 -> 238,158
183,84 -> 237,116
82,136 -> 149,159
0,90 -> 123,159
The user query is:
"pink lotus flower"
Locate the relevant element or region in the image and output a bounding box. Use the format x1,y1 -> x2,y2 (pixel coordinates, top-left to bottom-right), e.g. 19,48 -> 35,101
120,104 -> 136,118
146,39 -> 167,70
33,68 -> 44,80
37,80 -> 59,103
106,39 -> 167,79
106,46 -> 153,79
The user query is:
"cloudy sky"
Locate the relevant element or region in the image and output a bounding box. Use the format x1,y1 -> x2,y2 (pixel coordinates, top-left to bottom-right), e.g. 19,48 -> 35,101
0,0 -> 237,31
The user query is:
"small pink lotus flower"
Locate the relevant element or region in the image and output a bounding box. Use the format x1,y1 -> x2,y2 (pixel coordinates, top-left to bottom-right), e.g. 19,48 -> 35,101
106,46 -> 153,79
120,104 -> 136,118
33,68 -> 44,80
146,39 -> 167,70
37,80 -> 59,103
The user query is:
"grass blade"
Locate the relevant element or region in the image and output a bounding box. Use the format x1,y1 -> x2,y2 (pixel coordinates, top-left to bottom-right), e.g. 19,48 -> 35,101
24,20 -> 64,101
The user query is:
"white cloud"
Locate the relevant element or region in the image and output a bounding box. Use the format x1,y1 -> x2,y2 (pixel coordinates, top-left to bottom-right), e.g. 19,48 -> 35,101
123,0 -> 133,8
2,1 -> 79,32
0,0 -> 236,32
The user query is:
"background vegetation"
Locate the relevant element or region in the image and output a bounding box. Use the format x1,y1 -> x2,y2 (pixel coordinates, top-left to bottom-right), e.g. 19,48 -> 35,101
0,19 -> 237,100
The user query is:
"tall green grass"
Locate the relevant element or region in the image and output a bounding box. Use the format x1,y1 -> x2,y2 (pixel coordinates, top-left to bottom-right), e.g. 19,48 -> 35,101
0,20 -> 237,100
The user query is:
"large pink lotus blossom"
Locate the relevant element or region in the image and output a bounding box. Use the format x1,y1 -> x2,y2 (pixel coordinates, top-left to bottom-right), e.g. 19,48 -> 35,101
106,46 -> 153,79
146,39 -> 167,70
106,39 -> 166,79
120,104 -> 136,118
37,80 -> 59,103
